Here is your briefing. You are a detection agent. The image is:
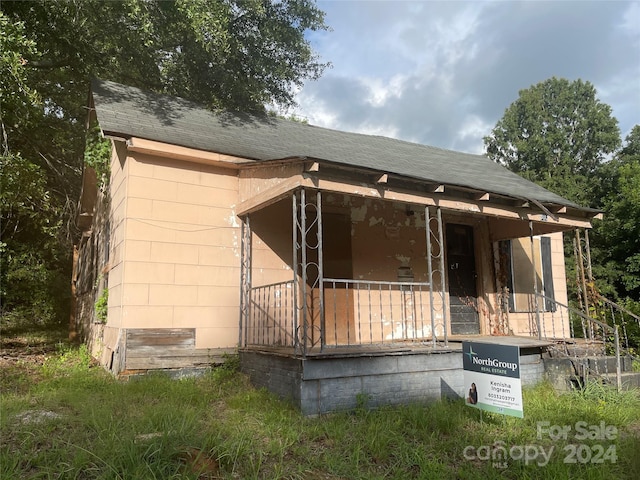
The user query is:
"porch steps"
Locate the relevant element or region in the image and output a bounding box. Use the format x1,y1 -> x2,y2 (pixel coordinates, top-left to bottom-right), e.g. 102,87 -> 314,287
600,371 -> 640,389
577,355 -> 635,374
553,341 -> 606,357
547,349 -> 640,391
573,355 -> 639,389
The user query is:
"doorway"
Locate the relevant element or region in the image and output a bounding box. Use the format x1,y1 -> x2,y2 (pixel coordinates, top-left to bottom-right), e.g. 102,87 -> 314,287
322,213 -> 355,345
446,223 -> 480,335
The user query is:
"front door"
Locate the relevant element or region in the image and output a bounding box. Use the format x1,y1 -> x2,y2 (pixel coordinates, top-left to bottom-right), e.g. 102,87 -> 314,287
446,224 -> 480,335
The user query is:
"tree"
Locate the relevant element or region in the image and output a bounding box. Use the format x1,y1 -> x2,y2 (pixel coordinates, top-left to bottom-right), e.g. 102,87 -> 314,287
591,126 -> 640,301
0,1 -> 329,326
484,77 -> 620,207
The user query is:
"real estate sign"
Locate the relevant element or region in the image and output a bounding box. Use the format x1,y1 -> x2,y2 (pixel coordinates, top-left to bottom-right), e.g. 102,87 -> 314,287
462,341 -> 523,418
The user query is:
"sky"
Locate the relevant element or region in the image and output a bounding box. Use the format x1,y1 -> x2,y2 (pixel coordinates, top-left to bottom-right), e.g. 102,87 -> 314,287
292,0 -> 640,154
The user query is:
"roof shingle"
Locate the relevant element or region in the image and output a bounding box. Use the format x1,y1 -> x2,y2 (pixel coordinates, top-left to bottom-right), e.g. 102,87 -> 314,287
91,79 -> 580,208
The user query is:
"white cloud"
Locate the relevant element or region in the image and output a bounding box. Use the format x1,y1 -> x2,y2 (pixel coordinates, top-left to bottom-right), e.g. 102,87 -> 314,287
620,1 -> 640,40
455,114 -> 494,154
297,1 -> 639,154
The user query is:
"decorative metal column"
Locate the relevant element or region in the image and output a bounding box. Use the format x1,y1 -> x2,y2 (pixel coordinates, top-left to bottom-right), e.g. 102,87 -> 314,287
239,215 -> 252,347
426,206 -> 448,346
292,188 -> 323,356
529,220 -> 542,339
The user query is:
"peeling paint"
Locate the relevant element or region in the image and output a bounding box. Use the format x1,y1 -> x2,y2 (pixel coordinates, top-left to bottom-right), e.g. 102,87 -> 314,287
385,226 -> 400,239
395,254 -> 411,266
413,216 -> 426,228
351,204 -> 368,222
368,216 -> 384,227
227,210 -> 240,228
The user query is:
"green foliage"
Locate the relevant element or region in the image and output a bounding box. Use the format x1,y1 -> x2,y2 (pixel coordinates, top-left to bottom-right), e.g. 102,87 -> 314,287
42,344 -> 94,378
0,0 -> 329,329
84,125 -> 112,189
2,0 -> 329,113
0,154 -> 68,325
485,78 -> 639,312
484,77 -> 620,207
94,288 -> 108,324
0,12 -> 40,154
2,346 -> 640,480
588,126 -> 640,305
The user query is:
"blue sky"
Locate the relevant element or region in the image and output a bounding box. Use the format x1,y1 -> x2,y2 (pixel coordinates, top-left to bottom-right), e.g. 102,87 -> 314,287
291,0 -> 640,154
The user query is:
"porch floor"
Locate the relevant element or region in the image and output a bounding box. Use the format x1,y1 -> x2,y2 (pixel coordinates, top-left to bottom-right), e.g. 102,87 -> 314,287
448,335 -> 555,348
241,335 -> 555,359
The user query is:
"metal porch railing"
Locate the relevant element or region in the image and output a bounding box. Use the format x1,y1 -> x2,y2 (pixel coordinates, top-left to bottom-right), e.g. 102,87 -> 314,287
592,294 -> 640,353
244,278 -> 445,351
532,293 -> 639,391
322,279 -> 435,348
246,280 -> 297,348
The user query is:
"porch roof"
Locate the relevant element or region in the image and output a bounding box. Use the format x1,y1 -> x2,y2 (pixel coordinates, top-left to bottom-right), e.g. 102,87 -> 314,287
91,79 -> 592,213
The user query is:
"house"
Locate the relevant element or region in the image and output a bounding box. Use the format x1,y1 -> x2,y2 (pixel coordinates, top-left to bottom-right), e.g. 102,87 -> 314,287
73,80 -> 601,414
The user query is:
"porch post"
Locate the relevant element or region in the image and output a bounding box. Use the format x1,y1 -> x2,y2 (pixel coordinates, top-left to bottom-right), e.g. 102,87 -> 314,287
239,215 -> 252,348
529,221 -> 542,339
317,191 -> 325,351
425,207 -> 436,347
425,206 -> 448,347
575,229 -> 592,337
584,228 -> 593,284
437,207 -> 448,346
300,189 -> 309,355
292,192 -> 300,353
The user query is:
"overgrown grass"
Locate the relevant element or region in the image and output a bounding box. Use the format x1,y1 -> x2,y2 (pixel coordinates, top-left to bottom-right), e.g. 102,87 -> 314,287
2,340 -> 639,479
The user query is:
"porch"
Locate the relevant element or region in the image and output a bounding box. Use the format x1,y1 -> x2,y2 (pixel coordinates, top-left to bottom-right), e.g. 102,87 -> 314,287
237,183 -> 580,355
236,180 -> 594,413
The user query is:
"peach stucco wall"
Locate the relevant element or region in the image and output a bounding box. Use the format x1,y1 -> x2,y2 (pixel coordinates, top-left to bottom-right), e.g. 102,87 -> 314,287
99,148 -> 572,359
238,163 -> 303,203
106,148 -> 242,350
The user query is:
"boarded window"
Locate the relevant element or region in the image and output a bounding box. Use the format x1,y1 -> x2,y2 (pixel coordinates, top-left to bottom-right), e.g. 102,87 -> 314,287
499,236 -> 556,312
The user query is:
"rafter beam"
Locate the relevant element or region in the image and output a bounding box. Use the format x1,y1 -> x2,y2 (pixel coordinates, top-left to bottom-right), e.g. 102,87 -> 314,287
375,173 -> 389,184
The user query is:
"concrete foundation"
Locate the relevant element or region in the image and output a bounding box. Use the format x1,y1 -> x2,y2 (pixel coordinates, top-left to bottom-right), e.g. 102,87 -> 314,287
240,347 -> 547,416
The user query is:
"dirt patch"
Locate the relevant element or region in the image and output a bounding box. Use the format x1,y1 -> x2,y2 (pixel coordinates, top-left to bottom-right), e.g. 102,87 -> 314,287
15,410 -> 64,424
0,328 -> 65,391
622,421 -> 640,440
177,447 -> 221,479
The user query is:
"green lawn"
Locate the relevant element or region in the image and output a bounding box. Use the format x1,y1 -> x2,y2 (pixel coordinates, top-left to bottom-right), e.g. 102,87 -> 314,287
1,330 -> 639,479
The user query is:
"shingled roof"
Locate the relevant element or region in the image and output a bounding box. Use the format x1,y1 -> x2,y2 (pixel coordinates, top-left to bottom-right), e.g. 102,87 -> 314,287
91,79 -> 582,209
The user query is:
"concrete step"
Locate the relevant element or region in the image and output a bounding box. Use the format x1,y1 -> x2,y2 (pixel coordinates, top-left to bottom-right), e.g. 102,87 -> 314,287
600,371 -> 640,390
577,355 -> 636,374
548,341 -> 607,357
563,343 -> 607,357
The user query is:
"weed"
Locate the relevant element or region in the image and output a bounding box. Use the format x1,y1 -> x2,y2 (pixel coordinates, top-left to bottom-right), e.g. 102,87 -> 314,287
2,329 -> 640,479
220,351 -> 240,372
94,288 -> 108,324
41,343 -> 93,377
